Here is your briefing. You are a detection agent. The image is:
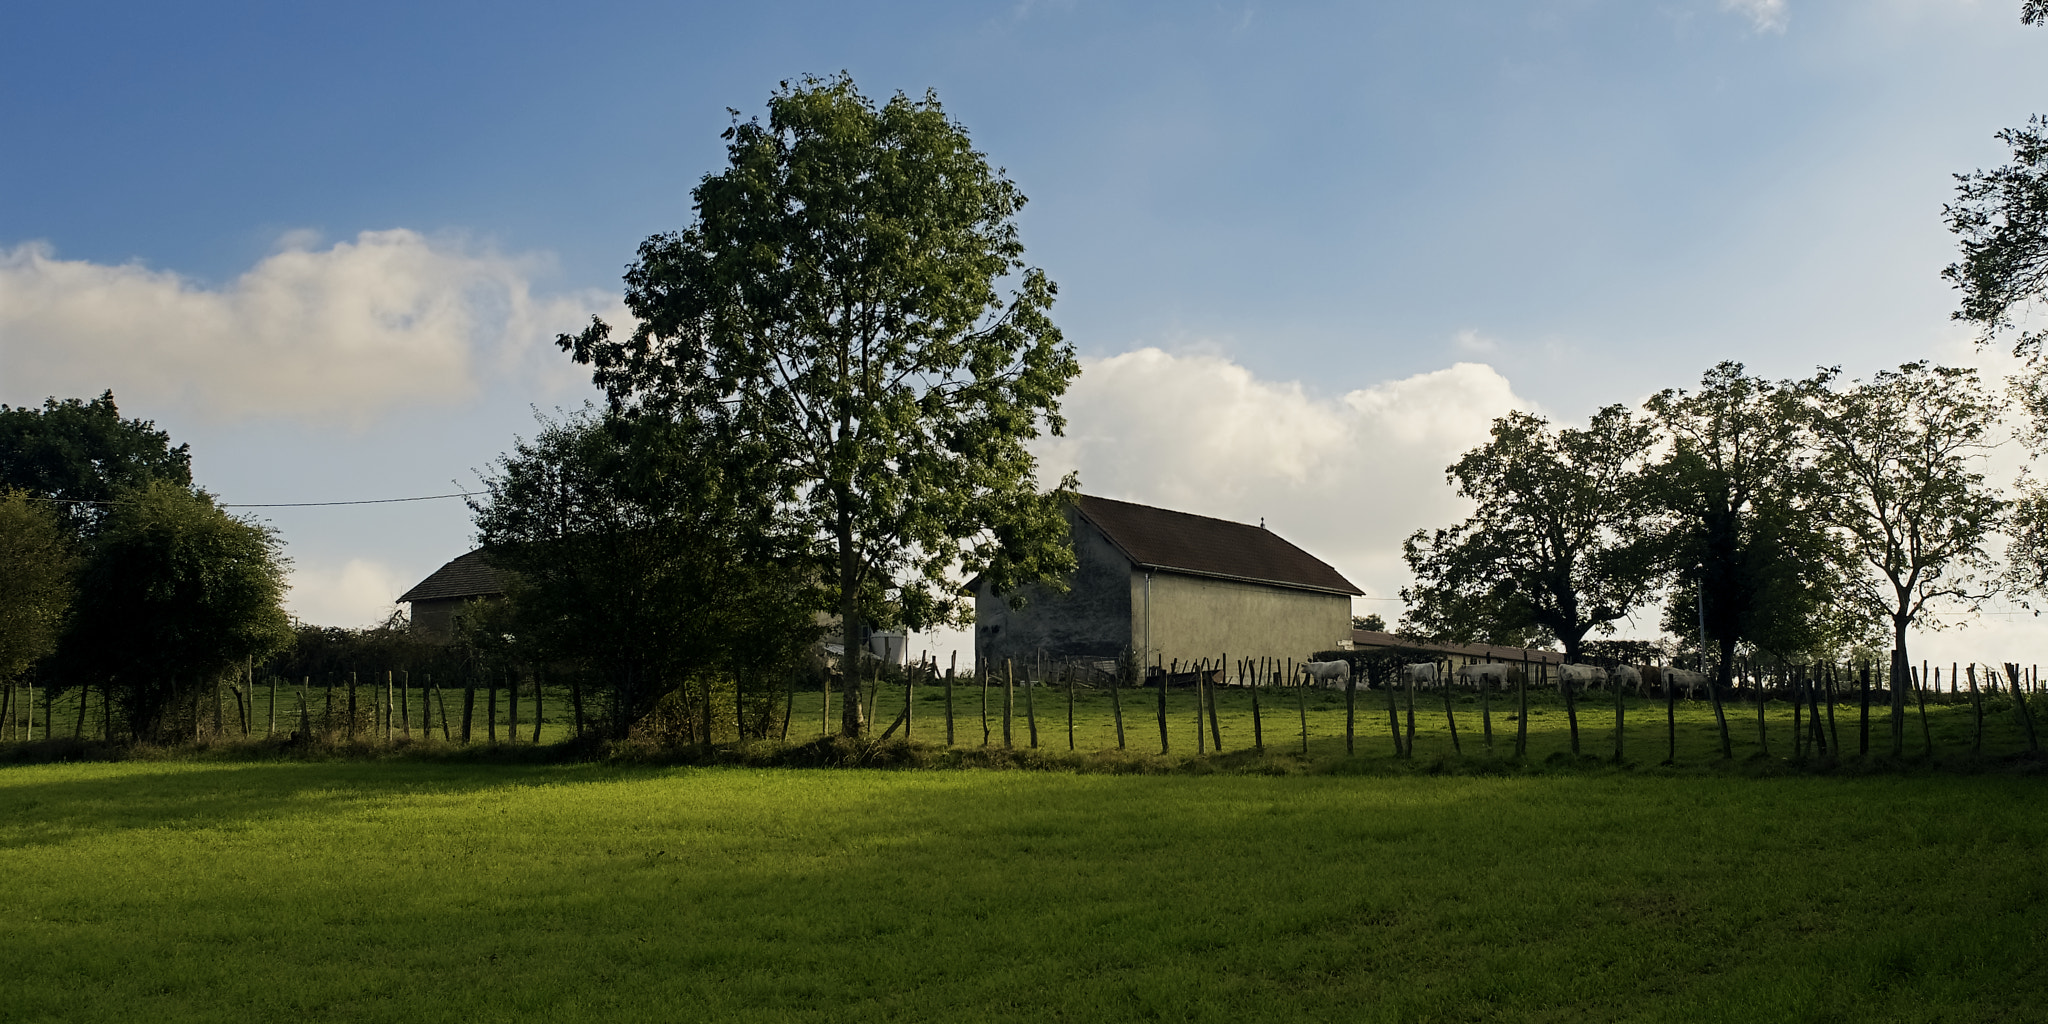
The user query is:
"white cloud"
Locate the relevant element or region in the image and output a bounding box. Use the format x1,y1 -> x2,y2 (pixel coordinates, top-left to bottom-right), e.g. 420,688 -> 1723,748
1033,347 -> 1533,610
1721,0 -> 1788,33
0,230 -> 619,426
286,557 -> 411,629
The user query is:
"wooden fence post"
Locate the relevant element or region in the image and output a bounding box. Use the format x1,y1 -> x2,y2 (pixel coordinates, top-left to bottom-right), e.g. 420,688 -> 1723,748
1914,663 -> 1932,756
487,670 -> 499,744
980,657 -> 990,747
1516,658 -> 1529,760
1968,662 -> 1984,754
1193,660 -> 1206,756
1480,664 -> 1493,755
1383,662 -> 1402,757
946,652 -> 957,747
1562,662 -> 1579,756
1065,660 -> 1075,752
385,671 -> 395,744
1024,657 -> 1039,749
533,664 -> 546,744
400,669 -> 412,740
1858,663 -> 1871,756
1005,658 -> 1016,750
2005,662 -> 2039,753
1404,659 -> 1417,756
345,672 -> 358,742
1250,657 -> 1264,752
1344,659 -> 1355,756
1156,655 -> 1169,755
461,671 -> 476,744
1442,659 -> 1461,755
1297,658 -> 1309,754
1110,651 -> 1125,751
1612,666 -> 1624,763
1196,655 -> 1212,753
434,677 -> 451,741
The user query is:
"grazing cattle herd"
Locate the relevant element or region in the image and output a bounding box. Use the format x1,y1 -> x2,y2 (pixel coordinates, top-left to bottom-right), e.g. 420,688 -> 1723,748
1282,657 -> 1720,699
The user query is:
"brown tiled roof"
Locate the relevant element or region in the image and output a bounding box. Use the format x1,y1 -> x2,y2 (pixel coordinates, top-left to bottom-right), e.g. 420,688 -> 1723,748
1348,629 -> 1563,665
397,549 -> 505,603
1076,494 -> 1362,596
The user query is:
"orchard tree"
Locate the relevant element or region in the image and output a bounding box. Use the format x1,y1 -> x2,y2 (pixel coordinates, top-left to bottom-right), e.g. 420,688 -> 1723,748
0,491 -> 74,682
61,481 -> 292,740
559,74 -> 1080,736
472,410 -> 820,739
1805,363 -> 2006,673
1645,363 -> 1841,758
1400,406 -> 1658,661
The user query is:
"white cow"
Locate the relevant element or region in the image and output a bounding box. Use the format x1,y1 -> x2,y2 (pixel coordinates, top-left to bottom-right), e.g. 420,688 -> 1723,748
1660,668 -> 1709,700
1456,662 -> 1515,692
1404,663 -> 1441,690
1301,660 -> 1353,690
1610,665 -> 1643,696
1557,664 -> 1608,693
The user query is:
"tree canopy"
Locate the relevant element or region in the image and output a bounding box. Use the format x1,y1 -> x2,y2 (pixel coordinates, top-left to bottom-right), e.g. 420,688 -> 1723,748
61,481 -> 292,740
1399,406 -> 1657,660
1645,363 -> 1844,754
1803,363 -> 2006,668
0,391 -> 191,538
558,74 -> 1080,736
0,491 -> 74,682
472,410 -> 820,738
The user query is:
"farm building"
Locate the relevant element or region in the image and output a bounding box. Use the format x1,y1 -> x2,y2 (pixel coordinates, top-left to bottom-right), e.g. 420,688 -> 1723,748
971,495 -> 1362,671
396,549 -> 505,640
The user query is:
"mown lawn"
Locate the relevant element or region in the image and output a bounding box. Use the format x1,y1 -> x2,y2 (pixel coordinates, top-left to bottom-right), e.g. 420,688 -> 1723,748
3,759 -> 2045,1022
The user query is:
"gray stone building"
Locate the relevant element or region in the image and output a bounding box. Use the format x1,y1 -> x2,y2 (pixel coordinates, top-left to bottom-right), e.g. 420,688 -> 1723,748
396,549 -> 505,640
971,495 -> 1362,671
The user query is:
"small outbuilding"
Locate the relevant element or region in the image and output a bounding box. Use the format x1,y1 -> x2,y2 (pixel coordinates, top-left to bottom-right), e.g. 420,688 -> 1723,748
971,495 -> 1362,671
396,549 -> 505,641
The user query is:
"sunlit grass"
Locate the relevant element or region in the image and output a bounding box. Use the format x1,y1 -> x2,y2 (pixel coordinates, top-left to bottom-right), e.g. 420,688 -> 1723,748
4,760 -> 2045,1022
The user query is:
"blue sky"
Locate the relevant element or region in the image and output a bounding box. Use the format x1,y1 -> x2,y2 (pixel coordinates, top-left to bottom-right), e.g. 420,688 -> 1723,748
3,1 -> 2044,660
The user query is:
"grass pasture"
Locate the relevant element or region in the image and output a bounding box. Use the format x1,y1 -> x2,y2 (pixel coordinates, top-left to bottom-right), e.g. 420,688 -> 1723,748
5,761 -> 2047,1022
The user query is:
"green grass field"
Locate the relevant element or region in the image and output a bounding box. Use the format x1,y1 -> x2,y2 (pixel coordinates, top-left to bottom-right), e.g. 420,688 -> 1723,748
4,756 -> 2047,1022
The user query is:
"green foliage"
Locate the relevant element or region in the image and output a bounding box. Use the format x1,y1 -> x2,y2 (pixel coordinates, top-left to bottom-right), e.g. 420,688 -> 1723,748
0,491 -> 74,680
61,480 -> 292,739
558,74 -> 1080,735
1645,363 -> 1844,667
472,410 -> 820,738
1400,406 -> 1655,659
1804,363 -> 2006,660
0,391 -> 191,538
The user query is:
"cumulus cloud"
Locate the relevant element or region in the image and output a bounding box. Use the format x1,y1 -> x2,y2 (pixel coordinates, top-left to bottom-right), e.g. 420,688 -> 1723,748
286,557 -> 411,629
1032,347 -> 1533,611
0,230 -> 619,425
1721,0 -> 1788,33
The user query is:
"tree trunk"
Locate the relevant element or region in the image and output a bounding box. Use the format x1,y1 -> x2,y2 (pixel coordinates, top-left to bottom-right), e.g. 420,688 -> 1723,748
837,516 -> 865,738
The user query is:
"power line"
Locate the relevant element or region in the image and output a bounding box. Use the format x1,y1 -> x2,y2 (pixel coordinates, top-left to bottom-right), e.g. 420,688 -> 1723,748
20,491 -> 482,508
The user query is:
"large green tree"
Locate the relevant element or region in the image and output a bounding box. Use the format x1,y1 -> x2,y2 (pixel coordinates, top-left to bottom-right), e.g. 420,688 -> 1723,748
472,410 -> 820,739
1645,363 -> 1841,757
559,75 -> 1080,736
0,491 -> 74,682
1400,406 -> 1657,660
0,391 -> 191,538
1804,363 -> 2006,673
61,481 -> 293,740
